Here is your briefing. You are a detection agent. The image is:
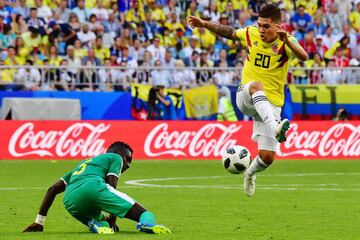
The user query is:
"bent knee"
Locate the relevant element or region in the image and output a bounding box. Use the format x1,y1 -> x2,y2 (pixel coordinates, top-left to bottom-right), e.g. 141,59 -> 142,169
249,81 -> 264,95
258,150 -> 275,165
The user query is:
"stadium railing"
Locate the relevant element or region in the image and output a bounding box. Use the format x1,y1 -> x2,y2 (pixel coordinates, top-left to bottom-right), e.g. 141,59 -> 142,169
0,66 -> 359,90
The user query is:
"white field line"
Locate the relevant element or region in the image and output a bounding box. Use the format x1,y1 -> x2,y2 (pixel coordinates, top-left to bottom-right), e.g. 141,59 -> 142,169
2,173 -> 360,191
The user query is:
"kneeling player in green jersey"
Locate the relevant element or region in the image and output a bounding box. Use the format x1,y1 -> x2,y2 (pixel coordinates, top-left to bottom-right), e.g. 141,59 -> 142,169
23,141 -> 171,235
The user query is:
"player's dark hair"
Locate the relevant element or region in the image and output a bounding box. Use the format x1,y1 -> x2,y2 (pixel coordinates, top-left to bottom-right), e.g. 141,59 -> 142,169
106,141 -> 133,155
259,4 -> 281,23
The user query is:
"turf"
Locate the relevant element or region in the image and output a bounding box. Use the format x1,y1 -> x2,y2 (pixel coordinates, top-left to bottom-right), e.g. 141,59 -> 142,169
1,160 -> 359,240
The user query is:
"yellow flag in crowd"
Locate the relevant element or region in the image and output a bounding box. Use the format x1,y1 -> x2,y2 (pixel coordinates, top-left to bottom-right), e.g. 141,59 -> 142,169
183,85 -> 218,118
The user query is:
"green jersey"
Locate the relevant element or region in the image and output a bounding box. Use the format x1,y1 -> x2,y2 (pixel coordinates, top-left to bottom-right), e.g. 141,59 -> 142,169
61,153 -> 123,186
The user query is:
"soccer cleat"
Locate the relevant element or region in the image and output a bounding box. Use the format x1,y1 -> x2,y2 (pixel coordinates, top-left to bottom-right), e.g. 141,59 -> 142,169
136,223 -> 172,234
88,219 -> 114,234
244,175 -> 256,197
275,119 -> 290,143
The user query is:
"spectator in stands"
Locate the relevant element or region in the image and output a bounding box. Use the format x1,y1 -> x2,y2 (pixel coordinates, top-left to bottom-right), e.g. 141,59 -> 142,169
48,45 -> 62,66
232,60 -> 243,85
314,35 -> 328,58
91,0 -> 109,22
324,3 -> 347,36
349,2 -> 360,33
322,59 -> 342,84
125,0 -> 145,24
142,11 -> 158,40
291,59 -> 307,84
15,59 -> 41,90
342,58 -> 360,84
0,24 -> 16,49
98,58 -> 120,91
26,8 -> 46,35
12,0 -> 29,19
235,11 -> 252,29
78,60 -> 97,91
291,5 -> 312,40
129,38 -> 145,64
0,0 -> 13,24
115,61 -> 132,91
103,10 -> 122,38
132,23 -> 148,44
120,27 -> 133,47
181,35 -> 201,59
213,62 -> 234,85
325,35 -> 351,60
137,50 -> 152,84
88,13 -> 102,33
109,36 -> 123,58
41,58 -> 57,90
71,0 -> 89,23
77,23 -> 96,49
14,36 -> 29,63
199,48 -> 214,67
35,0 -> 52,23
321,26 -> 337,49
64,45 -> 81,75
332,107 -> 349,121
248,0 -> 266,22
146,36 -> 165,62
192,25 -> 216,50
306,52 -> 325,84
81,48 -> 102,66
162,48 -> 175,68
57,0 -> 71,23
21,26 -> 42,50
307,16 -> 326,36
172,59 -> 195,89
4,45 -> 22,66
73,39 -> 86,59
214,48 -> 230,67
151,59 -> 172,88
12,14 -> 28,35
94,36 -> 110,62
56,59 -> 76,91
0,59 -> 16,90
299,29 -> 316,57
47,20 -> 77,47
332,47 -> 350,67
183,50 -> 200,68
147,85 -> 175,120
68,13 -> 81,32
117,44 -> 138,76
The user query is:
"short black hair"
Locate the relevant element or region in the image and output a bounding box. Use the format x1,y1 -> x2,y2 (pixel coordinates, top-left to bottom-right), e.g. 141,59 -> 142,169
106,141 -> 133,155
259,4 -> 281,23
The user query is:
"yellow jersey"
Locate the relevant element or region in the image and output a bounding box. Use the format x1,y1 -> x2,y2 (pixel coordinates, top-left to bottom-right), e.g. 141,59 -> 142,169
235,26 -> 298,106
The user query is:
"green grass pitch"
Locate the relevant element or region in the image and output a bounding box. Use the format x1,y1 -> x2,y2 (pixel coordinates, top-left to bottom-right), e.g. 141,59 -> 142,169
1,160 -> 360,240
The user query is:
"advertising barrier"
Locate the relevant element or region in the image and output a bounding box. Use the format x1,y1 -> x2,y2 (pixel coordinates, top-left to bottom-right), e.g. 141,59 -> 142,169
0,121 -> 358,160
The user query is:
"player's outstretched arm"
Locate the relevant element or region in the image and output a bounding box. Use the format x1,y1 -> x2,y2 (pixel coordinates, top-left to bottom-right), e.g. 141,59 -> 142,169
23,180 -> 66,233
186,15 -> 238,41
277,24 -> 308,61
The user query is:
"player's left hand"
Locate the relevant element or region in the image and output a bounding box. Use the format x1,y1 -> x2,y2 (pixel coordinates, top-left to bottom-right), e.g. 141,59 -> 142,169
106,217 -> 119,232
22,222 -> 44,232
276,24 -> 288,43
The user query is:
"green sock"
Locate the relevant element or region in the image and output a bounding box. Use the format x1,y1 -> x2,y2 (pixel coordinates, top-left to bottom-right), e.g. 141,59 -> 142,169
139,211 -> 155,224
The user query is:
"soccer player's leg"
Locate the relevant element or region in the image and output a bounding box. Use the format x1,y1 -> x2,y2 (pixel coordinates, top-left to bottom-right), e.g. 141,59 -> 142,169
63,181 -> 114,234
248,81 -> 290,143
244,122 -> 278,197
97,184 -> 171,234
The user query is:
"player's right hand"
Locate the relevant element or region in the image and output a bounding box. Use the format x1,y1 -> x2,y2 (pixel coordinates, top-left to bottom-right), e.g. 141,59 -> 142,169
22,222 -> 44,232
186,16 -> 206,28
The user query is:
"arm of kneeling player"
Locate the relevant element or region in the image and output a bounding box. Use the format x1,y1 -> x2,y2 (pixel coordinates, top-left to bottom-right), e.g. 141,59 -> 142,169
23,180 -> 66,232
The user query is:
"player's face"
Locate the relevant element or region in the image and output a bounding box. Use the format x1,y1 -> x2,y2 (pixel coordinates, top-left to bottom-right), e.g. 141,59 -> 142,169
121,149 -> 132,173
257,17 -> 278,43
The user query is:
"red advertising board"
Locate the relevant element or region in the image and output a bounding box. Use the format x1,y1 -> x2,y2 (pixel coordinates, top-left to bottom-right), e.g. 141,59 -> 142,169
0,121 -> 358,160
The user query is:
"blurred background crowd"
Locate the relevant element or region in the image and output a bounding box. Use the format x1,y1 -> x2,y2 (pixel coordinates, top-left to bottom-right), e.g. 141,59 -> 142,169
0,0 -> 359,91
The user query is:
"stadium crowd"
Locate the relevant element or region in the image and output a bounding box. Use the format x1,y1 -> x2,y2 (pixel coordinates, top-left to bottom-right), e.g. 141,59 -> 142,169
0,0 -> 359,91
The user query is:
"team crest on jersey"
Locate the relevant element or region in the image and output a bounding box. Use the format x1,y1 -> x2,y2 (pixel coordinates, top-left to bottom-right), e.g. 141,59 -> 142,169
271,44 -> 278,54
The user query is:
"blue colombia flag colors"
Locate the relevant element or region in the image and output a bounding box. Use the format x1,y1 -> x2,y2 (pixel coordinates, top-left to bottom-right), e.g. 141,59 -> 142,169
131,84 -> 183,120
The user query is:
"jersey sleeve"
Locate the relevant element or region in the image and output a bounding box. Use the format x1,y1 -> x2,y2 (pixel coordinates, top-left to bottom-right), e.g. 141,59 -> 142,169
286,36 -> 300,60
106,153 -> 123,178
60,170 -> 73,186
235,28 -> 247,43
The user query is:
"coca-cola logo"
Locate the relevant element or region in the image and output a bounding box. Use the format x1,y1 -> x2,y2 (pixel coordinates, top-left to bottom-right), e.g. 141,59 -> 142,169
9,122 -> 111,157
278,123 -> 360,157
144,123 -> 242,157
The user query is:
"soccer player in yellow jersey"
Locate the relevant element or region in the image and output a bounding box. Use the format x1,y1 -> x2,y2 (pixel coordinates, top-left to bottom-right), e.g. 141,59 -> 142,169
187,4 -> 307,197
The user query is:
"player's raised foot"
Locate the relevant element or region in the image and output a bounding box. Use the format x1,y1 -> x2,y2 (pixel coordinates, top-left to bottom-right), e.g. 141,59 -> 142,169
275,119 -> 290,143
136,223 -> 172,234
244,174 -> 256,197
88,219 -> 114,234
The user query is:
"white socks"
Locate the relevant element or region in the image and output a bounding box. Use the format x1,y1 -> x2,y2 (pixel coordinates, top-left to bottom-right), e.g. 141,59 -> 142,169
245,155 -> 269,177
251,91 -> 278,133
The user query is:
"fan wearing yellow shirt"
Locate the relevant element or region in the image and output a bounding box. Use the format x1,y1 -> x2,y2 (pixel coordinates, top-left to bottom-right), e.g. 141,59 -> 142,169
187,4 -> 307,197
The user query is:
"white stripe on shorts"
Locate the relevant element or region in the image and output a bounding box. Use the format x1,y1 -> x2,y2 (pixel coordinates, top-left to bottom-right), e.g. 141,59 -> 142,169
106,184 -> 136,205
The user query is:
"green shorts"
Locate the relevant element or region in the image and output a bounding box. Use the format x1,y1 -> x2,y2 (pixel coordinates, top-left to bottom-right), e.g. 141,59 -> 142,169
63,179 -> 135,225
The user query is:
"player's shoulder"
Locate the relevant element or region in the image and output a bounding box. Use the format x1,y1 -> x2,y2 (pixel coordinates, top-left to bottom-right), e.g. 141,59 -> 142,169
96,153 -> 122,162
